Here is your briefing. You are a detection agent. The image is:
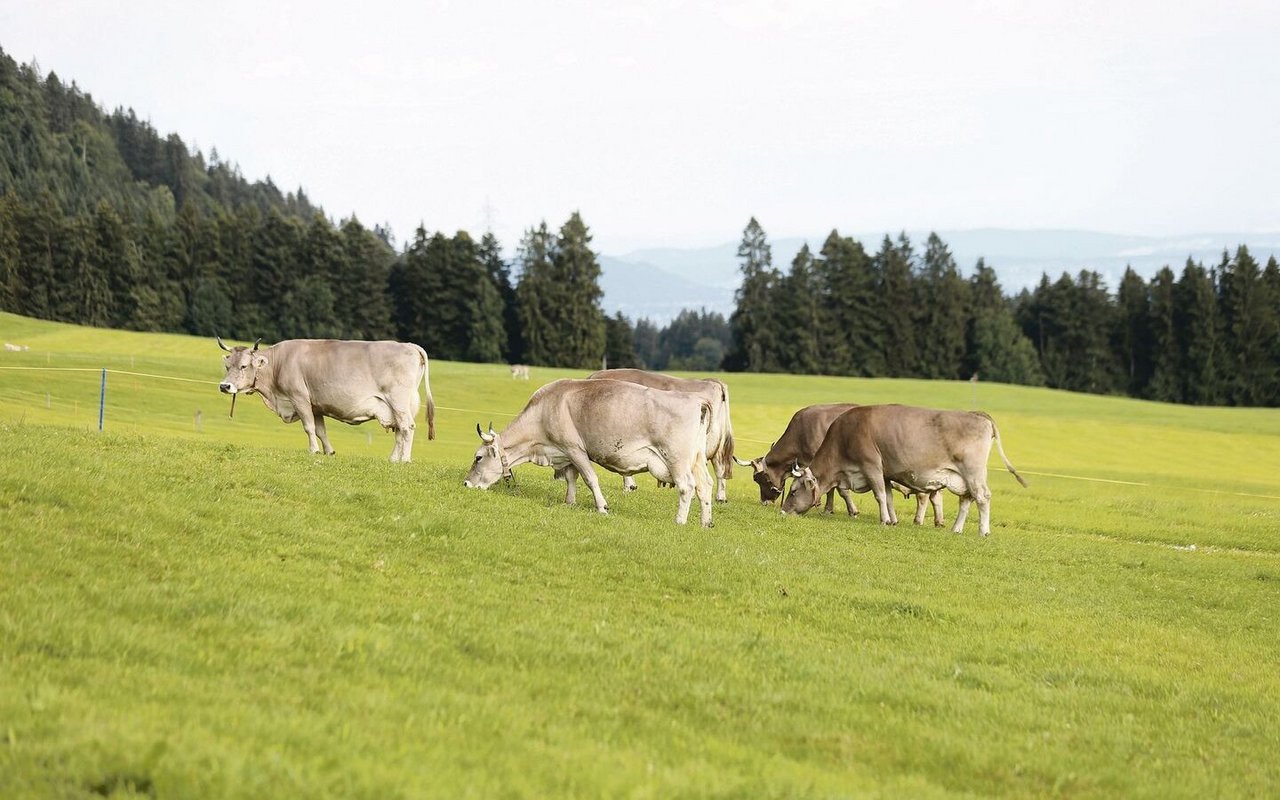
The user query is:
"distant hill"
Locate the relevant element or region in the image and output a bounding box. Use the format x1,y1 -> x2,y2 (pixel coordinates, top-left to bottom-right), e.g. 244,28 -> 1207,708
598,229 -> 1280,322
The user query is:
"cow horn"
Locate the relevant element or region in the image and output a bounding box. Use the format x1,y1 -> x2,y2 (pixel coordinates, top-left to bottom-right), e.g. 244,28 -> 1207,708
732,455 -> 754,467
216,334 -> 232,352
477,423 -> 496,444
251,337 -> 262,352
790,461 -> 805,478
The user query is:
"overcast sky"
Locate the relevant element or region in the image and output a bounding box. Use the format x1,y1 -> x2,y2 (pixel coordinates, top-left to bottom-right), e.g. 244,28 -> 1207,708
3,1 -> 1278,253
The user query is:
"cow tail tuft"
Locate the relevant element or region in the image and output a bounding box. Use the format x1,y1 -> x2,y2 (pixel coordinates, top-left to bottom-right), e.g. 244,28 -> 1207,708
718,381 -> 734,479
420,347 -> 437,440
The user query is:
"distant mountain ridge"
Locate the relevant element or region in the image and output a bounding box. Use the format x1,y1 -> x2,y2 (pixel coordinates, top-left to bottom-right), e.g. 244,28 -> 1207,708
598,229 -> 1280,322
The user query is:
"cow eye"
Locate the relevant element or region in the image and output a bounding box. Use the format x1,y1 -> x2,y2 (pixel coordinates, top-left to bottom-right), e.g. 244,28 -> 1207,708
474,455 -> 483,462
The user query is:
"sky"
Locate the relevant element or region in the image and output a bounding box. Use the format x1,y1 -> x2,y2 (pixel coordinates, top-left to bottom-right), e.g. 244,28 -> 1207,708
3,0 -> 1279,254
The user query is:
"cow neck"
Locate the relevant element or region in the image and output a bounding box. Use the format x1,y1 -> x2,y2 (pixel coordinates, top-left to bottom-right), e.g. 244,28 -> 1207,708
247,357 -> 276,411
807,442 -> 843,498
494,414 -> 540,472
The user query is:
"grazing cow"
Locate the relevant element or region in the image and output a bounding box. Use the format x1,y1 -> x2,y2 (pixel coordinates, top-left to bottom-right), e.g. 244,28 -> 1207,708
781,404 -> 1026,535
736,403 -> 944,525
510,364 -> 530,380
216,336 -> 435,462
587,368 -> 736,502
462,378 -> 715,526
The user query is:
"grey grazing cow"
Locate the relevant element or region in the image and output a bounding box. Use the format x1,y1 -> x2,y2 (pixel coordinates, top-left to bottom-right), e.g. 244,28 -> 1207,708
587,368 -> 736,502
781,404 -> 1026,535
463,378 -> 715,526
736,402 -> 944,525
217,336 -> 435,462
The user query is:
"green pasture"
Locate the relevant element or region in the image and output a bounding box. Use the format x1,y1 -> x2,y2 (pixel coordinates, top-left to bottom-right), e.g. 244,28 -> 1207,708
1,311 -> 1278,798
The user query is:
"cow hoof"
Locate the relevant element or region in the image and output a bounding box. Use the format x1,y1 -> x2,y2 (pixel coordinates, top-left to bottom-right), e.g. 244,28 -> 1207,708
624,486 -> 638,492
702,521 -> 714,529
934,521 -> 945,528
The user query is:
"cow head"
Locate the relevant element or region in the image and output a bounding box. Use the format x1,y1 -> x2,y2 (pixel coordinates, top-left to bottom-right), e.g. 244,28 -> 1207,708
464,422 -> 510,489
780,463 -> 820,515
735,454 -> 783,505
217,336 -> 266,394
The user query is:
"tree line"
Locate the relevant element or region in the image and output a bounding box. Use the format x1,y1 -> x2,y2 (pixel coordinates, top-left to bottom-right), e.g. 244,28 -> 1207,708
725,218 -> 1280,405
2,48 -> 1277,405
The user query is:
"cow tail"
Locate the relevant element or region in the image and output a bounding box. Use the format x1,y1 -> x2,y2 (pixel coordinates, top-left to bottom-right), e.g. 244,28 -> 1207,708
982,413 -> 1026,487
717,381 -> 735,479
419,346 -> 437,440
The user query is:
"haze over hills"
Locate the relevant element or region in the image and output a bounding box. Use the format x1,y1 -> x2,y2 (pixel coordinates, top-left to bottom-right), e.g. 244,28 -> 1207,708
599,229 -> 1280,323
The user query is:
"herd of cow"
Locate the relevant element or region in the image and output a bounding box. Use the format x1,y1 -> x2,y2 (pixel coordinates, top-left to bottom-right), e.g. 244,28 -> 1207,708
217,338 -> 1027,535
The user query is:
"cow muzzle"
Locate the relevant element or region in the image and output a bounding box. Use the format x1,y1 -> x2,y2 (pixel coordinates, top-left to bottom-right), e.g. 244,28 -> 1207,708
462,480 -> 487,490
219,382 -> 237,394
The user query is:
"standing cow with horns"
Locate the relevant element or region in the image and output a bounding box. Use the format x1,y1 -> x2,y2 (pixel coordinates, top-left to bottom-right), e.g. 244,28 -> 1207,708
216,336 -> 436,462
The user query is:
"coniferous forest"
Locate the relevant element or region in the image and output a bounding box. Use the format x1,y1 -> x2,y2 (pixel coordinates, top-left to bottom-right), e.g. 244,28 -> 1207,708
2,48 -> 1277,405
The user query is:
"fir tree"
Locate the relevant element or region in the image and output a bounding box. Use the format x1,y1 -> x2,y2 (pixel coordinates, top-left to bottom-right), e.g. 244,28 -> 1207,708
725,217 -> 781,372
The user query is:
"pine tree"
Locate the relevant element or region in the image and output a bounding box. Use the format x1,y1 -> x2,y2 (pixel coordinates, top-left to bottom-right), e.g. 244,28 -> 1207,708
725,217 -> 781,372
479,231 -> 521,362
603,312 -> 640,369
454,231 -> 506,363
1218,245 -> 1278,405
917,233 -> 969,380
1146,267 -> 1181,402
515,222 -> 559,366
1175,259 -> 1222,405
967,259 -> 1042,385
550,212 -> 606,368
1114,266 -> 1152,396
776,244 -> 821,374
814,230 -> 882,376
338,216 -> 395,340
875,234 -> 921,377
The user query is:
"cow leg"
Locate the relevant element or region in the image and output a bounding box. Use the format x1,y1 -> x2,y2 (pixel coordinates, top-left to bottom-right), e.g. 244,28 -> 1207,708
714,458 -> 729,504
312,415 -> 336,455
296,406 -> 324,454
561,466 -> 578,505
697,461 -> 714,527
392,425 -> 416,463
823,489 -> 835,514
623,475 -> 637,492
568,452 -> 608,514
974,483 -> 993,536
952,496 -> 972,534
867,472 -> 894,525
930,490 -> 945,527
912,493 -> 927,525
837,488 -> 858,517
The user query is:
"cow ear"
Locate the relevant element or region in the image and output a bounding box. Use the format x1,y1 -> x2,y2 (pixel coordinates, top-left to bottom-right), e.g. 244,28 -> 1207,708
252,354 -> 268,368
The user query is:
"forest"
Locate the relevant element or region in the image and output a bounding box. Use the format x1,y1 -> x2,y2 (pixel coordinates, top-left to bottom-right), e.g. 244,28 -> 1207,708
2,47 -> 1277,405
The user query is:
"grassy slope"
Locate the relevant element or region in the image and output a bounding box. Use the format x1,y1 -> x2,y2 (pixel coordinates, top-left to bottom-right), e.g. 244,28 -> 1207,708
1,312 -> 1278,798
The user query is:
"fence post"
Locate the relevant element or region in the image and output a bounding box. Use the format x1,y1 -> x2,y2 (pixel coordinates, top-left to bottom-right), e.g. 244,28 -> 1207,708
99,368 -> 106,431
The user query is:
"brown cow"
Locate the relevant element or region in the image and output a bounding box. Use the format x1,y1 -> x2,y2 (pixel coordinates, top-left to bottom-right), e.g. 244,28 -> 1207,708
588,368 -> 736,502
463,379 -> 715,526
735,403 -> 944,525
781,404 -> 1026,535
217,337 -> 435,462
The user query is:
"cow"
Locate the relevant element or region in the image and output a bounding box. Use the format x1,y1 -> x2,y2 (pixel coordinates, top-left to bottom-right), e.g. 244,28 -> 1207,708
216,336 -> 436,462
462,378 -> 715,526
735,403 -> 944,525
587,368 -> 736,502
510,364 -> 530,380
781,404 -> 1026,536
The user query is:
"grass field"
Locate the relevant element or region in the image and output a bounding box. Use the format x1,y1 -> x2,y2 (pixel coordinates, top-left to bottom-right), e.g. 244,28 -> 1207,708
2,311 -> 1278,798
